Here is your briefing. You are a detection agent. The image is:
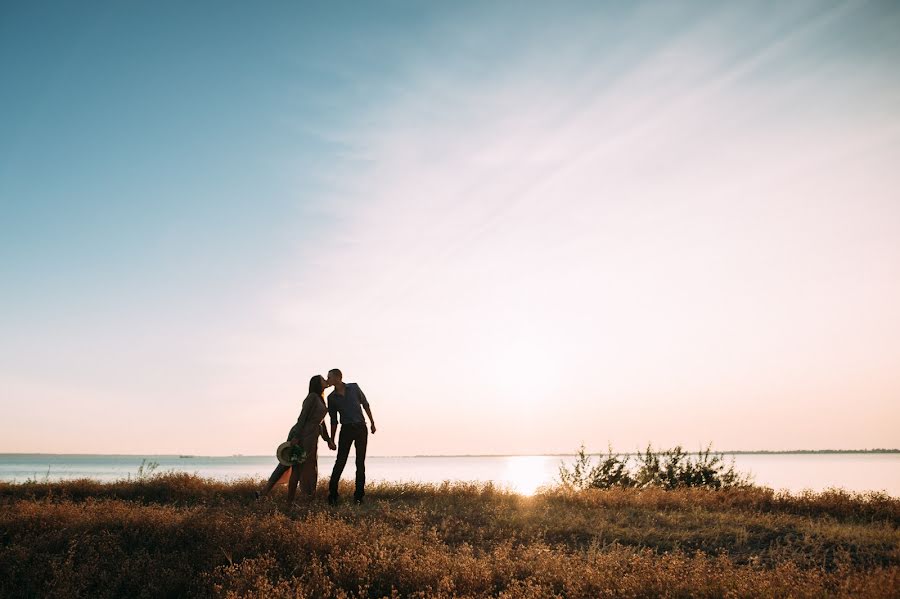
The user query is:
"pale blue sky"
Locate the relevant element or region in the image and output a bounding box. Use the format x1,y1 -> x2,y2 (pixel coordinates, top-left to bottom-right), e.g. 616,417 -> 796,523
2,1 -> 899,455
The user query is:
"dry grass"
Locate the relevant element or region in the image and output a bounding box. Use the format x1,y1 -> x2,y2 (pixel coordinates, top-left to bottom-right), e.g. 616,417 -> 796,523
1,474 -> 898,598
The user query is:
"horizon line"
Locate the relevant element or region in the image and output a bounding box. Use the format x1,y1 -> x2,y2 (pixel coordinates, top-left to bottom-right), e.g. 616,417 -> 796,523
1,448 -> 899,458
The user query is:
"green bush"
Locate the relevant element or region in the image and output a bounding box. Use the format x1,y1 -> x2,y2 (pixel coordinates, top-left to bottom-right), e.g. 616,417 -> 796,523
560,443 -> 750,490
558,444 -> 634,489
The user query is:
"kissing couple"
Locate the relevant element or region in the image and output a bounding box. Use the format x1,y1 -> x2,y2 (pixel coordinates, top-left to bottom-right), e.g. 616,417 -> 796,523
258,368 -> 376,505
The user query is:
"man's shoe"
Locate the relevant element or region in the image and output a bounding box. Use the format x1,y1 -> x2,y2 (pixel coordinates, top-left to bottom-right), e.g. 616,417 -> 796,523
328,495 -> 338,506
353,496 -> 364,505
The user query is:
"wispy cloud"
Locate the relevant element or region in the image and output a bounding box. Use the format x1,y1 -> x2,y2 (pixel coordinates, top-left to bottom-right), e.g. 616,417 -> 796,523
252,2 -> 900,453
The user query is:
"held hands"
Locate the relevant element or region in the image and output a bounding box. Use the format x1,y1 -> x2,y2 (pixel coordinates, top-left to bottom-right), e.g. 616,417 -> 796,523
328,440 -> 337,451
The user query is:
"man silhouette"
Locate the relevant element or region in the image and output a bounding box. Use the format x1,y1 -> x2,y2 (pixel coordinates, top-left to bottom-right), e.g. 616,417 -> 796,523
326,368 -> 376,504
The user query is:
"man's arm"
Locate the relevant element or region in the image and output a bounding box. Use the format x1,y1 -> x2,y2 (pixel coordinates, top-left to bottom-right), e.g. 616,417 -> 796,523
327,400 -> 339,450
363,405 -> 376,434
358,387 -> 376,434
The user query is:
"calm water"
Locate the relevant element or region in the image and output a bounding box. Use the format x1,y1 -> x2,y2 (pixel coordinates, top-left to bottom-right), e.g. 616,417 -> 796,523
1,453 -> 898,496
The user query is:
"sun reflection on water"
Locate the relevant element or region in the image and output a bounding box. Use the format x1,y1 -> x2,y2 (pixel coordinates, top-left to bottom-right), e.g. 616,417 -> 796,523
502,455 -> 554,495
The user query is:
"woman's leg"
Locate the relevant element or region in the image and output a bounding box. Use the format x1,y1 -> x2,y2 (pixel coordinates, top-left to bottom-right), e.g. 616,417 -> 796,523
300,447 -> 318,496
260,463 -> 288,497
286,463 -> 302,502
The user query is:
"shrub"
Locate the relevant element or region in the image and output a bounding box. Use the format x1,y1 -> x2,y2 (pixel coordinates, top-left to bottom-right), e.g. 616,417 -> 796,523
559,443 -> 750,490
558,444 -> 634,489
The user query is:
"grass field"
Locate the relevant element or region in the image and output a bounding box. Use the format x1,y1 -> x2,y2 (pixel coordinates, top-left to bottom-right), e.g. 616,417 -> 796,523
1,474 -> 898,597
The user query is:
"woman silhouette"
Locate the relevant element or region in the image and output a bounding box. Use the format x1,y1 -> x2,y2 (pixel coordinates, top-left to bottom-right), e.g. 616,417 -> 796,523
258,374 -> 333,502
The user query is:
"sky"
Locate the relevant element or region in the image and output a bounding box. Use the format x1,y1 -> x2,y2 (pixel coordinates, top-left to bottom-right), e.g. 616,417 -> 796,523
1,1 -> 899,456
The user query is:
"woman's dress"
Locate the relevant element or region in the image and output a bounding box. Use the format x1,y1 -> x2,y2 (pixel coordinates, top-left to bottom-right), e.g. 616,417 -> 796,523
271,392 -> 329,494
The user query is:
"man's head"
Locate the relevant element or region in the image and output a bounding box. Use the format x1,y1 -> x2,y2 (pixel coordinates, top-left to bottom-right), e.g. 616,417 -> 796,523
327,368 -> 343,386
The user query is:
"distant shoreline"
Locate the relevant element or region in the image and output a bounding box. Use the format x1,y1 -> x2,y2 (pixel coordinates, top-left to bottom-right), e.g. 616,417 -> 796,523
413,449 -> 900,457
1,449 -> 899,458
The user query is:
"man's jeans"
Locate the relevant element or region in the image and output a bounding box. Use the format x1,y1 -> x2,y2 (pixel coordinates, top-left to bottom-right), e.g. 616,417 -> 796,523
329,422 -> 368,501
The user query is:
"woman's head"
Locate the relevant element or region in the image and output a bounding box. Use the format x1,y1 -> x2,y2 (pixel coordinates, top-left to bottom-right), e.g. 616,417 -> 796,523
309,374 -> 326,396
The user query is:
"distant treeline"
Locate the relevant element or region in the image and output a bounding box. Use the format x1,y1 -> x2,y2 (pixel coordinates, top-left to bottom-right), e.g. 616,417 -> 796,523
720,449 -> 900,454
550,448 -> 900,457
412,449 -> 900,458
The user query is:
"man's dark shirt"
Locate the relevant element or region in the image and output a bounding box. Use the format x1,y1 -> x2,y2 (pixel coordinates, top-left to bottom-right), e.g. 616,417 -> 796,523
328,383 -> 369,428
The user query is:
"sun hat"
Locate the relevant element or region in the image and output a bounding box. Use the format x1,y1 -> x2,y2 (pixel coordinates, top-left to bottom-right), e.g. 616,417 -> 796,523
276,442 -> 293,466
276,441 -> 308,466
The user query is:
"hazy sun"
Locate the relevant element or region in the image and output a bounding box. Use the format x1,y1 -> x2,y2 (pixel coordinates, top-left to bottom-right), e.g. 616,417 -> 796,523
503,455 -> 553,495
